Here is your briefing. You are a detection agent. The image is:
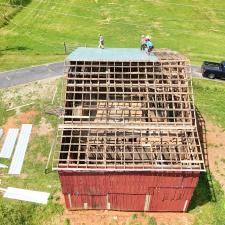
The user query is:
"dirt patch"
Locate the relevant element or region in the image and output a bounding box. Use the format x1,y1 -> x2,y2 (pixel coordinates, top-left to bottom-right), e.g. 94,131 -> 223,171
20,173 -> 28,179
3,111 -> 38,132
38,117 -> 53,136
58,192 -> 193,225
19,111 -> 37,123
3,117 -> 19,132
0,110 -> 38,147
206,121 -> 225,192
59,209 -> 193,225
1,77 -> 60,108
36,152 -> 48,162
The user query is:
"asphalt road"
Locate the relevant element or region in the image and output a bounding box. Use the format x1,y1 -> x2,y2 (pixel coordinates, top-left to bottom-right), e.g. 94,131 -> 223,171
0,62 -> 202,89
0,62 -> 64,89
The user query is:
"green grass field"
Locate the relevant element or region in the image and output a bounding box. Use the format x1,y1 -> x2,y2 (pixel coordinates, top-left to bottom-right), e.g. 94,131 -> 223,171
193,79 -> 225,130
0,0 -> 225,71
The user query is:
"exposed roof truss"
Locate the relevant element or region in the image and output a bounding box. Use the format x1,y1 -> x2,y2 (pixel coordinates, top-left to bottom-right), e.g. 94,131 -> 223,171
52,49 -> 205,172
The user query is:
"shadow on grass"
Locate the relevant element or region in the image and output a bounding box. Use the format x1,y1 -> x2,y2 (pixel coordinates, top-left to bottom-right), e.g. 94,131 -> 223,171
0,46 -> 32,52
9,0 -> 32,7
188,107 -> 216,211
189,171 -> 213,210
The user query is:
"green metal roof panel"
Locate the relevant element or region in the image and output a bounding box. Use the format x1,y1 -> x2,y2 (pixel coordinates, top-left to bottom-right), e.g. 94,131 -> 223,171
67,47 -> 158,62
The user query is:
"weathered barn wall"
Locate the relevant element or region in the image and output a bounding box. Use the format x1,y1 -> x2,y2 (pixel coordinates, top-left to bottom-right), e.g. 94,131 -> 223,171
59,171 -> 199,212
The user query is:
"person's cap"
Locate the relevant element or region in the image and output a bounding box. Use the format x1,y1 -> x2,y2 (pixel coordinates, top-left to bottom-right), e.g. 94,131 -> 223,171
146,35 -> 150,39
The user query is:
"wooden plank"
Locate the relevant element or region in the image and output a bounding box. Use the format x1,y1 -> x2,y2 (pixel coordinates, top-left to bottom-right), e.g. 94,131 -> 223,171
58,124 -> 194,130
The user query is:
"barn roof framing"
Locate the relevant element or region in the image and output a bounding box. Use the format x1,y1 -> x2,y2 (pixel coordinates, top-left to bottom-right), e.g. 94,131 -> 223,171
52,48 -> 205,172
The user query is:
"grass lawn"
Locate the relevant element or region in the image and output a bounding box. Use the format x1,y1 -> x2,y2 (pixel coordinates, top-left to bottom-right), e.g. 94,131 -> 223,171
193,78 -> 225,130
0,0 -> 225,71
0,0 -> 31,27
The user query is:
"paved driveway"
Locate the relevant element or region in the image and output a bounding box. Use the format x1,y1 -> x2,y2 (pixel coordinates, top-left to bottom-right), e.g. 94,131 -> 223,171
0,62 -> 202,89
0,62 -> 64,88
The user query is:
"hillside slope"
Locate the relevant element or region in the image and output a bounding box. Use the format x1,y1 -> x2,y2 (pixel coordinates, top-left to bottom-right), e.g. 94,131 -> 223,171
0,0 -> 225,70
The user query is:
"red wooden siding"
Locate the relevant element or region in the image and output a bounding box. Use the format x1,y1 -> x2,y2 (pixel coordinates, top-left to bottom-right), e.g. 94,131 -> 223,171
71,195 -> 106,209
59,171 -> 199,212
109,194 -> 146,211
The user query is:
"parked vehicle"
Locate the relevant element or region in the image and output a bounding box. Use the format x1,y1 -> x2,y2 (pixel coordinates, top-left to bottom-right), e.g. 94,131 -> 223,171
201,60 -> 225,79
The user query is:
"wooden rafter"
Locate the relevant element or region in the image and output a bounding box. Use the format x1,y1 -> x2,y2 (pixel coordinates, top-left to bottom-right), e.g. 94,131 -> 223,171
52,49 -> 205,172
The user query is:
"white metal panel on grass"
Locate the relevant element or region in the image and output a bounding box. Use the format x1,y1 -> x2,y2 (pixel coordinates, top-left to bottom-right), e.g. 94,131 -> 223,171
8,124 -> 32,175
0,128 -> 19,158
3,187 -> 50,204
0,163 -> 8,168
0,128 -> 3,138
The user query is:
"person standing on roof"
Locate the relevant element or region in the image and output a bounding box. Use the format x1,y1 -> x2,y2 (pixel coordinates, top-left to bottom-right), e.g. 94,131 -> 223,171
98,34 -> 104,49
140,34 -> 146,50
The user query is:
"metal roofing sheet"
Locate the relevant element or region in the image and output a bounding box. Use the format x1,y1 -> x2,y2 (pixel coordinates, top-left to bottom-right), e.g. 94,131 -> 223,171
0,163 -> 8,169
67,47 -> 158,62
3,187 -> 50,204
0,128 -> 19,158
0,128 -> 3,138
8,124 -> 32,175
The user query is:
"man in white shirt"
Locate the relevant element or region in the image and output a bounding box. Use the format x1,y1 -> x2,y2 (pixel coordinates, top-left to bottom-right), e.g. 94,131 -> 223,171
98,34 -> 104,49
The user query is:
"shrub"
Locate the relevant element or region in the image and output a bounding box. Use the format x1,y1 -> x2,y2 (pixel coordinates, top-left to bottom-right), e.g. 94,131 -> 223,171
147,216 -> 157,225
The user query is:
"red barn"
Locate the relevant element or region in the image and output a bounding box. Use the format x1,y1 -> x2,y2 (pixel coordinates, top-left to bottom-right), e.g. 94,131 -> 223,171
52,48 -> 205,212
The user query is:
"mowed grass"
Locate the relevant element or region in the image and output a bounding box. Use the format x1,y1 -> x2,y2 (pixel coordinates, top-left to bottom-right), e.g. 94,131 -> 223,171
193,78 -> 225,130
0,0 -> 32,27
0,0 -> 225,71
0,1 -> 17,27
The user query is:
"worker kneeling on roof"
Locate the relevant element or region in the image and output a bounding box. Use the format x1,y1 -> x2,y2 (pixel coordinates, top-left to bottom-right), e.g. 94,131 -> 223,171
145,35 -> 154,54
